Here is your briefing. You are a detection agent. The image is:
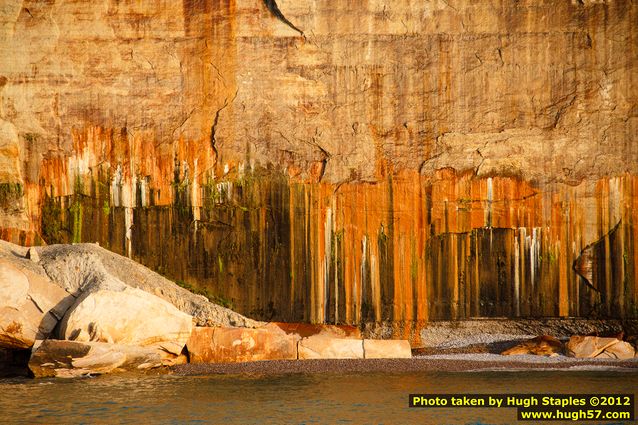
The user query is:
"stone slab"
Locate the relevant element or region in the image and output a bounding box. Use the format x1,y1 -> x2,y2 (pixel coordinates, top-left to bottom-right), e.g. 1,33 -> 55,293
363,339 -> 412,359
298,335 -> 364,360
187,326 -> 297,363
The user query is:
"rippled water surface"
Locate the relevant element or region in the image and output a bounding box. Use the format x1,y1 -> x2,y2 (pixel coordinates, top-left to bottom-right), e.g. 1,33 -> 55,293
0,369 -> 636,424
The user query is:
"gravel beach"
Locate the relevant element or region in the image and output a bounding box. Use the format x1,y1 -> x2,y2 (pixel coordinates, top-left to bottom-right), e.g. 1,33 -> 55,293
172,355 -> 638,375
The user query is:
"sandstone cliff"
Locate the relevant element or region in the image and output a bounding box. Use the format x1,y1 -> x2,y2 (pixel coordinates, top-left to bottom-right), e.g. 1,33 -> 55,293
0,1 -> 637,339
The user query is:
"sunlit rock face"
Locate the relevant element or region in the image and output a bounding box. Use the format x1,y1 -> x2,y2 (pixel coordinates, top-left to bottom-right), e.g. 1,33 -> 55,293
1,1 -> 637,339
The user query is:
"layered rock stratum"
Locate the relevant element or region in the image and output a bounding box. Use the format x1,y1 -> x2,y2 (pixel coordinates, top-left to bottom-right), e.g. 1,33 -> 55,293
0,1 -> 637,339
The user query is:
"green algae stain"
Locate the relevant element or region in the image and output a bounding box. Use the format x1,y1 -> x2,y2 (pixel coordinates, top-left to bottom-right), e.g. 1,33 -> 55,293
174,279 -> 233,309
41,192 -> 63,244
69,198 -> 83,243
410,238 -> 418,283
24,133 -> 38,144
0,183 -> 23,210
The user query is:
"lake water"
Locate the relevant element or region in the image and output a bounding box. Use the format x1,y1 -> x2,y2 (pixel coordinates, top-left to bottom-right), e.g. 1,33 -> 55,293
0,369 -> 636,424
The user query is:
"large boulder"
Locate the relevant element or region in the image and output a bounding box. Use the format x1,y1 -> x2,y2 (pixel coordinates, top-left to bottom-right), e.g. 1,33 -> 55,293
566,336 -> 635,360
29,339 -> 186,378
59,279 -> 193,355
363,339 -> 412,359
0,259 -> 74,349
501,335 -> 563,356
38,243 -> 261,328
186,326 -> 297,363
298,335 -> 364,359
0,241 -> 260,332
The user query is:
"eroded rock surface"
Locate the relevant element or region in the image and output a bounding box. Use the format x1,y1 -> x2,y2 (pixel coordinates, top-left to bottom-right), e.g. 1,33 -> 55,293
501,335 -> 563,357
29,339 -> 186,378
186,326 -> 297,363
298,336 -> 364,360
0,258 -> 74,349
363,340 -> 412,359
565,336 -> 636,360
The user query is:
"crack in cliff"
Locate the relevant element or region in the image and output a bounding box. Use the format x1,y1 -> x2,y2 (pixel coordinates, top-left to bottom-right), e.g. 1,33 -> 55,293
475,147 -> 486,175
548,92 -> 577,129
440,0 -> 458,12
308,137 -> 330,182
263,0 -> 304,36
496,48 -> 504,66
209,62 -> 226,87
210,89 -> 239,160
277,129 -> 331,182
172,108 -> 195,136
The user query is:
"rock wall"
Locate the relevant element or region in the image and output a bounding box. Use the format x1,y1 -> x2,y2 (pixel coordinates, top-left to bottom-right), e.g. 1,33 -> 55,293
1,0 -> 637,337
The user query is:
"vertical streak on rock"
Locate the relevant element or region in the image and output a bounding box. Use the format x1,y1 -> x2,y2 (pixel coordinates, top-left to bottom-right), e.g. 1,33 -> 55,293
289,183 -> 295,318
312,185 -> 322,323
415,177 -> 428,326
609,178 -> 621,315
308,186 -> 316,323
330,192 -> 341,324
341,188 -> 353,324
604,185 -> 612,316
559,241 -> 569,317
486,177 -> 493,228
323,205 -> 331,324
514,233 -> 520,316
358,235 -> 367,324
617,208 -> 625,318
370,249 -> 379,322
530,227 -> 537,297
384,175 -> 395,323
392,176 -> 404,325
452,234 -> 460,320
473,230 -> 480,317
519,227 -> 527,316
632,178 -> 638,317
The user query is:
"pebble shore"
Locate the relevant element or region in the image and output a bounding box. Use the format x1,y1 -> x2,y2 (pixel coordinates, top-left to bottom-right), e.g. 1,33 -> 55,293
172,355 -> 638,375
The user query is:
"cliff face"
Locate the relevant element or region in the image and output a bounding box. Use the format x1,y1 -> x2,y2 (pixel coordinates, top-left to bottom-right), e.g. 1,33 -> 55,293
1,0 -> 637,338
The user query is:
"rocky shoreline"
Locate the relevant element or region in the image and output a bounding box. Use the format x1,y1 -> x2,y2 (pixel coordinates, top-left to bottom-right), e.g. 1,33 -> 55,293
2,240 -> 638,379
0,241 -> 412,378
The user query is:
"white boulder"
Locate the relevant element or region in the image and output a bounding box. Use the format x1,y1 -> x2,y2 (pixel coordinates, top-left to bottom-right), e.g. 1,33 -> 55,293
59,279 -> 193,355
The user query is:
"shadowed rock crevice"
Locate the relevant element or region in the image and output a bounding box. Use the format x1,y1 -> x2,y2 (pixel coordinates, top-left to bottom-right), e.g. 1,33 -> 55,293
209,90 -> 238,159
263,0 -> 304,35
572,220 -> 621,293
